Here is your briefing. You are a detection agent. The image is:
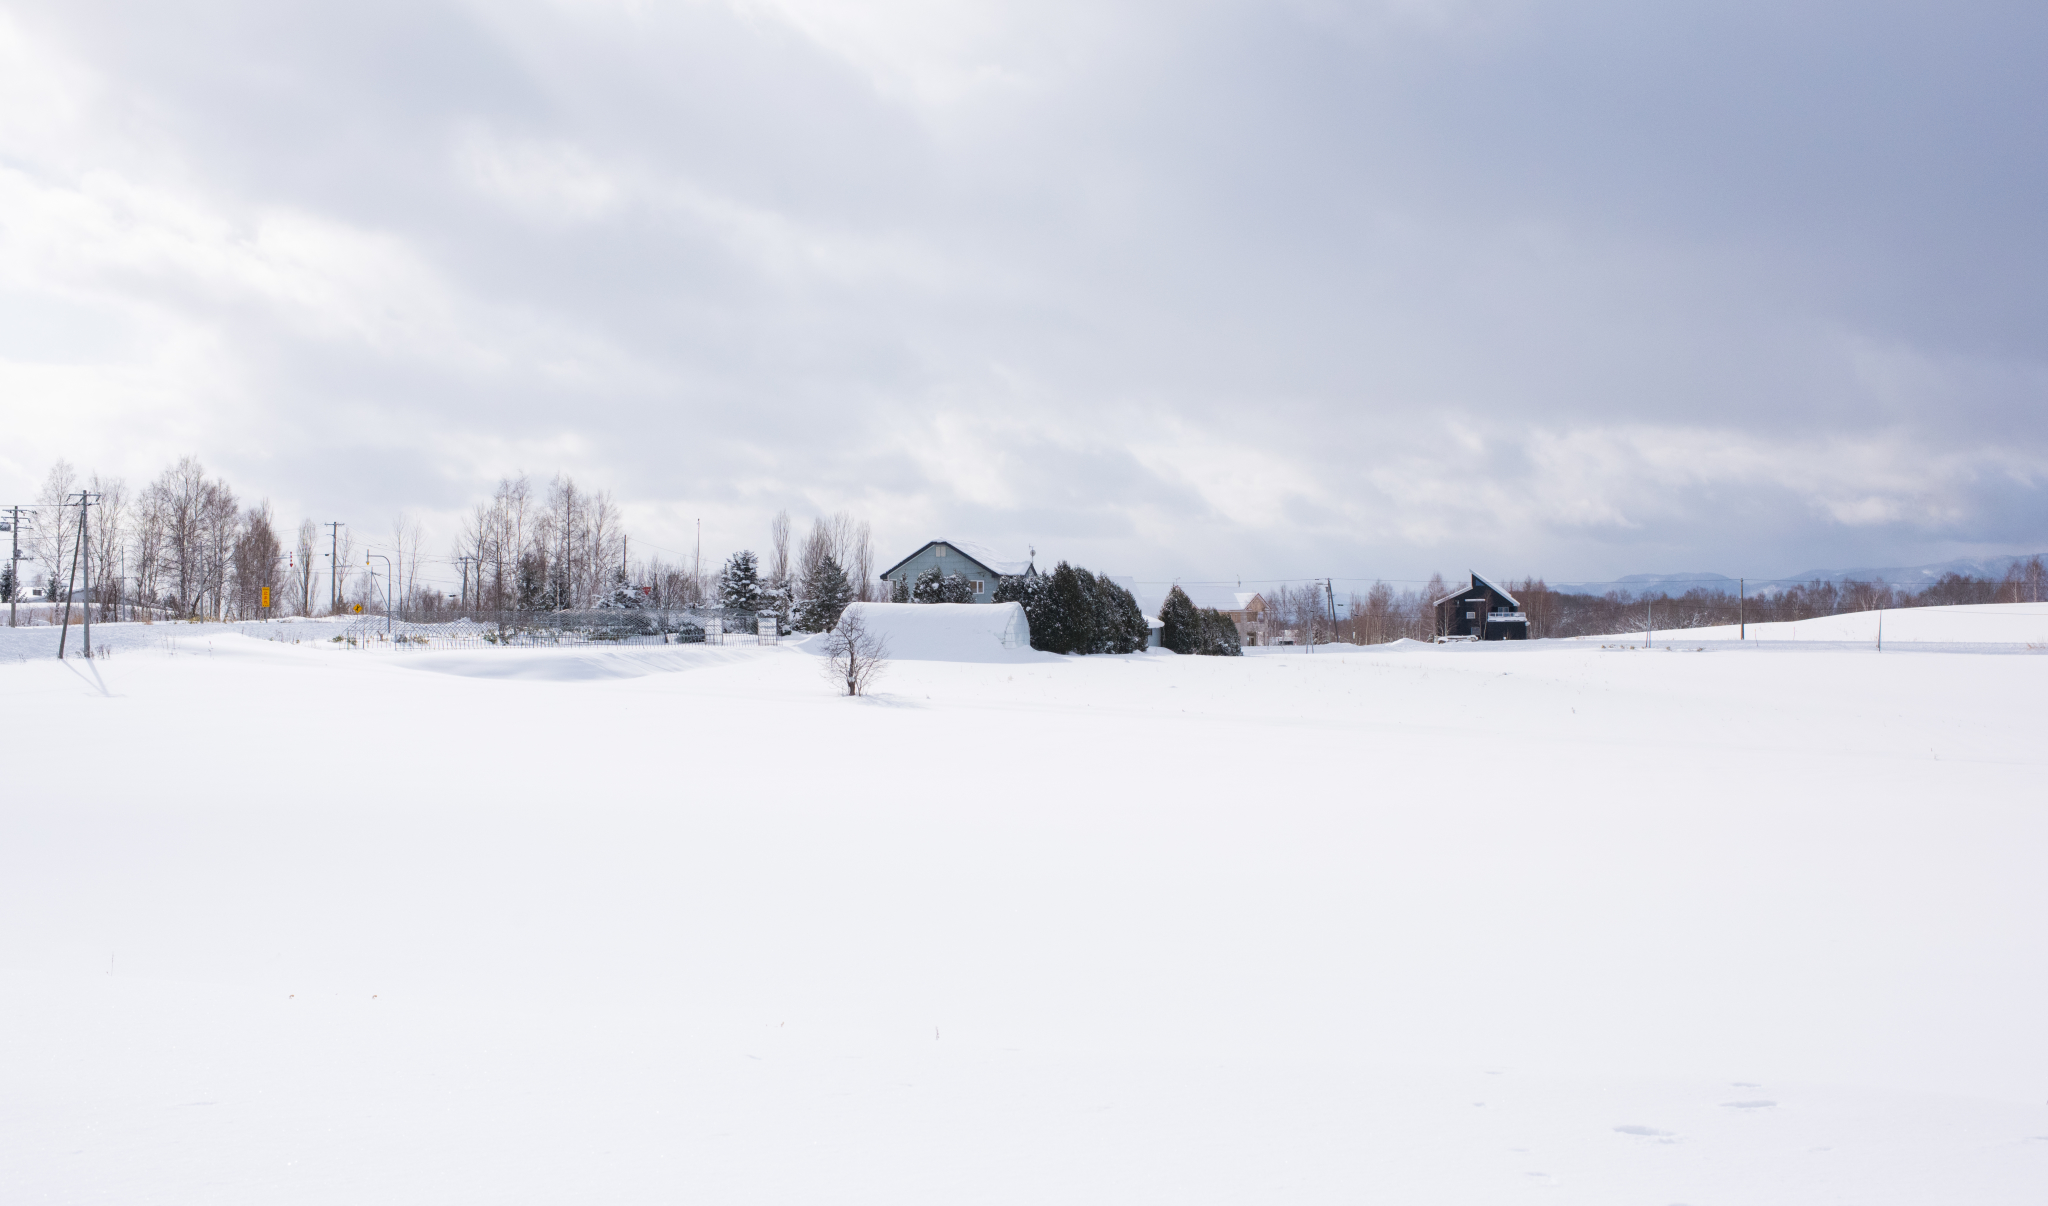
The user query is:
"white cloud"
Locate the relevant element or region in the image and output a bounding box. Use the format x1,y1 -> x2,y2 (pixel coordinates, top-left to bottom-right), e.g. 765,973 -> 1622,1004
0,0 -> 2043,583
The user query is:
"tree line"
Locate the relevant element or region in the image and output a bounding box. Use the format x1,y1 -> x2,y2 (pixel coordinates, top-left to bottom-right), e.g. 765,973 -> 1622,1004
1335,560 -> 2048,643
6,457 -> 302,621
1505,560 -> 2048,638
712,511 -> 879,634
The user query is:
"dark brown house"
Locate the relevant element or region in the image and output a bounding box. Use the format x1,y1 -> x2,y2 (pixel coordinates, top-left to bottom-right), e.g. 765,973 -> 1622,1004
1433,572 -> 1528,641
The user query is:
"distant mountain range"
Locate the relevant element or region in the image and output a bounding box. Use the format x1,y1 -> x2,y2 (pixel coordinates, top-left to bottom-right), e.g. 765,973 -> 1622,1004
1550,554 -> 2045,596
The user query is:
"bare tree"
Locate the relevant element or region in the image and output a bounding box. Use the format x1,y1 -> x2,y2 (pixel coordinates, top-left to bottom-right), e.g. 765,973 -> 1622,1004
230,503 -> 282,618
1421,571 -> 1449,640
391,513 -> 424,620
849,518 -> 874,602
287,518 -> 317,615
579,488 -> 624,606
328,526 -> 356,615
769,510 -> 791,592
797,516 -> 834,598
87,473 -> 126,620
821,607 -> 889,696
142,457 -> 240,617
29,461 -> 79,601
462,474 -> 529,614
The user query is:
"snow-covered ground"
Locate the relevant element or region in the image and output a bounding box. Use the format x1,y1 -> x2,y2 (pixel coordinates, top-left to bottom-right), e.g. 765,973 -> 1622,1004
3,607 -> 2045,1203
1613,600 -> 2048,648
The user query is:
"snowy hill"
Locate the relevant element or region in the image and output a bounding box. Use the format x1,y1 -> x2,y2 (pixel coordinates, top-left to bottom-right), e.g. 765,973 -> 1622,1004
1585,600 -> 2048,647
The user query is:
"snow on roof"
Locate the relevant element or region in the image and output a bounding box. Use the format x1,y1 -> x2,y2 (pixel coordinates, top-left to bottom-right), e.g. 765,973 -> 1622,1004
1112,579 -> 1264,619
877,540 -> 1034,581
1432,571 -> 1522,609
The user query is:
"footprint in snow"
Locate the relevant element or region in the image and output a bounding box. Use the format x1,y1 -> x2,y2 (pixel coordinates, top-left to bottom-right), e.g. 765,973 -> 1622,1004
1721,1100 -> 1776,1109
1613,1126 -> 1674,1137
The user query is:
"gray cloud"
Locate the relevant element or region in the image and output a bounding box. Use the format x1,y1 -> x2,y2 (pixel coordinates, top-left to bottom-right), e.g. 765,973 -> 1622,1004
2,0 -> 2043,589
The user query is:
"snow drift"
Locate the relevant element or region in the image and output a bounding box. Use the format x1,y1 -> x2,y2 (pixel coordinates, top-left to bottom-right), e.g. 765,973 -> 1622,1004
821,601 -> 1035,662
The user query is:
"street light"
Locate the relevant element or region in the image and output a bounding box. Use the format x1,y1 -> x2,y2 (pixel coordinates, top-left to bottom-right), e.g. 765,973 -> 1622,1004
366,553 -> 392,636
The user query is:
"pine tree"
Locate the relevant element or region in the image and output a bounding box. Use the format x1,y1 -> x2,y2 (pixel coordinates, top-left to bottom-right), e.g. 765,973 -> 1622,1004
1101,578 -> 1150,653
994,572 -> 1049,647
1203,609 -> 1244,655
1159,585 -> 1202,654
913,565 -> 979,604
762,577 -> 793,628
890,576 -> 910,603
516,551 -> 548,613
599,565 -> 648,609
796,554 -> 853,632
1038,562 -> 1089,653
720,550 -> 764,614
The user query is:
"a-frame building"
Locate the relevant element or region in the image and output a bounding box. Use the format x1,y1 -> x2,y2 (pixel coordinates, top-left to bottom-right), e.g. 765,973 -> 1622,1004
1432,571 -> 1528,640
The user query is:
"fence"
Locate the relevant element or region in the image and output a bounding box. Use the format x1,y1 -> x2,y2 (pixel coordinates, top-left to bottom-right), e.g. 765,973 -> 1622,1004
270,609 -> 790,652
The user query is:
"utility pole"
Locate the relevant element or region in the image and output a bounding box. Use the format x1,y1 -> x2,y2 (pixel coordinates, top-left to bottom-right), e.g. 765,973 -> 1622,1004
4,504 -> 30,628
1326,579 -> 1338,645
1738,578 -> 1745,640
58,491 -> 97,658
81,491 -> 92,656
325,521 -> 345,613
367,554 -> 392,636
458,555 -> 477,611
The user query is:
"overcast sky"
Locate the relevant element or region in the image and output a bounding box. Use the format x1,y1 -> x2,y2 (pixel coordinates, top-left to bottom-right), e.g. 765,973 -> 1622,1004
3,0 -> 2043,590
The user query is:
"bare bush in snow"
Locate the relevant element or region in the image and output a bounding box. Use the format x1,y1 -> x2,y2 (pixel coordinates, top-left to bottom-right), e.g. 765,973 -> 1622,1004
821,608 -> 888,697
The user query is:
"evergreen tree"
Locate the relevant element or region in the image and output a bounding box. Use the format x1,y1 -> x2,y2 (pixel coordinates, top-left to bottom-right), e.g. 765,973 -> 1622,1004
599,565 -> 648,609
1000,568 -> 1150,654
1071,567 -> 1108,652
762,577 -> 793,628
1039,562 -> 1090,653
994,572 -> 1050,646
0,562 -> 12,603
1203,609 -> 1245,655
1158,585 -> 1202,654
720,550 -> 764,614
796,554 -> 854,631
1100,577 -> 1150,653
913,565 -> 978,604
890,576 -> 910,603
515,551 -> 548,613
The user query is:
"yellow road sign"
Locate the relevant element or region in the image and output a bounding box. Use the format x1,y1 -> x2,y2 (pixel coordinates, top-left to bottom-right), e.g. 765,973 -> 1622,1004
260,587 -> 270,608
352,603 -> 363,614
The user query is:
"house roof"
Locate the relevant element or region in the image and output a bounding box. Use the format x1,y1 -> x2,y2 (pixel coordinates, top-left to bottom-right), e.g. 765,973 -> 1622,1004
1114,580 -> 1266,619
1433,571 -> 1522,609
877,540 -> 1034,582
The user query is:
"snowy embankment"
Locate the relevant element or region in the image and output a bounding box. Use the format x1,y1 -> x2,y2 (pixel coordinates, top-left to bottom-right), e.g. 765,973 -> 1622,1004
820,600 -> 1039,662
2,632 -> 2045,1203
0,616 -> 358,662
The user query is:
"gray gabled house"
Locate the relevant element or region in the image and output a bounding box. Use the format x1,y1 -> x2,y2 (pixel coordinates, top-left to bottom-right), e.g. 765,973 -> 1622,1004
878,541 -> 1035,602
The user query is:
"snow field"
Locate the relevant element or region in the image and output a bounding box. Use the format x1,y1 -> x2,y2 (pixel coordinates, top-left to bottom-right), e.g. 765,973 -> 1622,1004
1600,599 -> 2048,646
1,623 -> 2045,1203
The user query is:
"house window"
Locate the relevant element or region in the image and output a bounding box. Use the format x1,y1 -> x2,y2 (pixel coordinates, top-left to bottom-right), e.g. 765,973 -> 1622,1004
935,546 -> 946,557
970,580 -> 986,594
1465,610 -> 1475,620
